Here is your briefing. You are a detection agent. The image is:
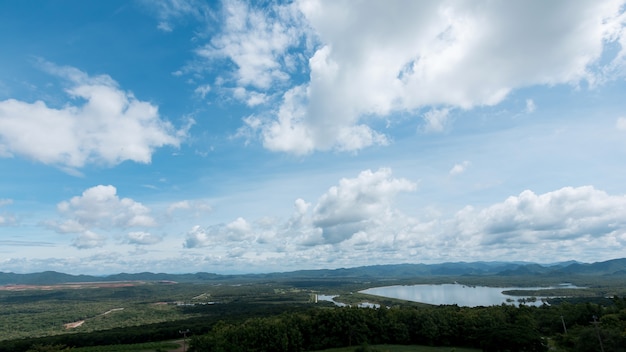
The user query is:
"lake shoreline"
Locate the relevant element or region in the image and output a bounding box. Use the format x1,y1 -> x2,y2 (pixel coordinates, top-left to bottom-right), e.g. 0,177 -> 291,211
359,282 -> 582,307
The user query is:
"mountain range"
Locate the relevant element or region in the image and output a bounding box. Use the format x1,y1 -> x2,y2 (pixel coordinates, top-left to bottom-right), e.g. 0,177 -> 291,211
1,258 -> 625,286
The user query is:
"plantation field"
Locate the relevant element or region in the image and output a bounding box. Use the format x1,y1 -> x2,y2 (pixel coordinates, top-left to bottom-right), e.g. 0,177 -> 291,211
2,274 -> 624,342
1,273 -> 625,352
0,280 -> 314,341
315,346 -> 481,352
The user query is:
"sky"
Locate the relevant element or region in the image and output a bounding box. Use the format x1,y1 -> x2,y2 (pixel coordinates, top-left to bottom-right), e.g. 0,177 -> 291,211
1,0 -> 626,275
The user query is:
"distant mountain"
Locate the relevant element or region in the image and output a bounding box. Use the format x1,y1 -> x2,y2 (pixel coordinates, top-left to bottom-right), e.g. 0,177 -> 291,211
105,272 -> 229,282
0,271 -> 229,286
554,258 -> 626,276
1,258 -> 625,285
496,258 -> 626,277
257,261 -> 546,279
496,263 -> 553,276
545,260 -> 581,267
0,271 -> 97,285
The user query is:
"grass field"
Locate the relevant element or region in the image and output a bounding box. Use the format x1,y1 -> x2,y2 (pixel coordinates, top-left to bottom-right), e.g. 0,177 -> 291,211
314,345 -> 481,352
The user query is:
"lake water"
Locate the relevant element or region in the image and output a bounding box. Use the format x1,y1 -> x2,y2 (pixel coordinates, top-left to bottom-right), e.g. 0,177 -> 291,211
317,294 -> 380,308
360,283 -> 564,307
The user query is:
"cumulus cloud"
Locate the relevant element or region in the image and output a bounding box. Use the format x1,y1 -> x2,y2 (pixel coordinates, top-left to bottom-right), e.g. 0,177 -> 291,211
10,183 -> 626,272
449,161 -> 470,176
204,0 -> 626,154
182,168 -> 417,252
454,186 -> 626,247
56,185 -> 156,229
127,231 -> 163,245
183,225 -> 210,248
233,87 -> 268,107
0,62 -> 188,170
72,231 -> 107,249
312,168 -> 417,243
196,0 -> 306,90
184,217 -> 255,248
226,217 -> 252,240
48,185 -> 157,249
423,108 -> 450,133
178,167 -> 626,267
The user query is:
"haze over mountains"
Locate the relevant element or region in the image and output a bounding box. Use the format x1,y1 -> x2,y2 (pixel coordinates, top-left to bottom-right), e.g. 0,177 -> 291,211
1,258 -> 625,286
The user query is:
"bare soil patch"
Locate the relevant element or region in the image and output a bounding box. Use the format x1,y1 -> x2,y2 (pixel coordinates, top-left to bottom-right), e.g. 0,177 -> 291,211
0,281 -> 144,291
64,320 -> 85,329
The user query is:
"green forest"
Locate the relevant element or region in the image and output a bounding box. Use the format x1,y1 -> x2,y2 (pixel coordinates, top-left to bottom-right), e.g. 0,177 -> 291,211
188,298 -> 626,352
6,297 -> 626,352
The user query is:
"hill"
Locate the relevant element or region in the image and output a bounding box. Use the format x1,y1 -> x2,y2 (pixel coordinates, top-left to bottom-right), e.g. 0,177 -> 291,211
1,258 -> 625,285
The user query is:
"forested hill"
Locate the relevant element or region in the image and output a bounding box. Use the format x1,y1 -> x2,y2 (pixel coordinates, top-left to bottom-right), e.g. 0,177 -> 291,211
1,258 -> 625,285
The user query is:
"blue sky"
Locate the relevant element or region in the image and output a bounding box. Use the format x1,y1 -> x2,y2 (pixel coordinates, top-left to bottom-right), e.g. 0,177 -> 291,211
1,0 -> 626,275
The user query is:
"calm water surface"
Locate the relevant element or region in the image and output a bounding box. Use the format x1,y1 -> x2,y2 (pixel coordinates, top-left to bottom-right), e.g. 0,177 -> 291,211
317,294 -> 380,308
361,283 -> 566,307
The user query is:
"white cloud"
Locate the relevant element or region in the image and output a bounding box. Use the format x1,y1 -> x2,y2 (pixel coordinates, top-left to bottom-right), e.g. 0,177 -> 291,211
0,198 -> 12,207
176,169 -> 626,268
454,186 -> 626,247
525,99 -> 537,113
10,181 -> 626,272
72,231 -> 107,249
197,0 -> 306,90
158,22 -> 174,32
184,217 -> 255,248
46,185 -> 159,249
166,200 -> 212,216
143,0 -> 211,32
127,231 -> 163,245
211,0 -> 626,154
311,168 -> 417,243
51,185 -> 156,237
617,117 -> 626,130
194,84 -> 211,99
0,63 -> 187,169
279,198 -> 323,247
423,108 -> 450,133
233,87 -> 268,107
182,168 -> 416,251
449,161 -> 470,176
167,200 -> 191,214
183,225 -> 210,248
49,219 -> 86,234
257,85 -> 315,154
226,217 -> 252,241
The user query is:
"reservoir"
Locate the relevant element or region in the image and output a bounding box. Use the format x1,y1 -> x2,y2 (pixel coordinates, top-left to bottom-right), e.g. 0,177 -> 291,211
361,283 -> 560,307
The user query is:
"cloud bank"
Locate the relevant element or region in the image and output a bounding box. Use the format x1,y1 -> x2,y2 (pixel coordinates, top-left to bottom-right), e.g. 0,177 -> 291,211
198,0 -> 626,154
181,169 -> 626,270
